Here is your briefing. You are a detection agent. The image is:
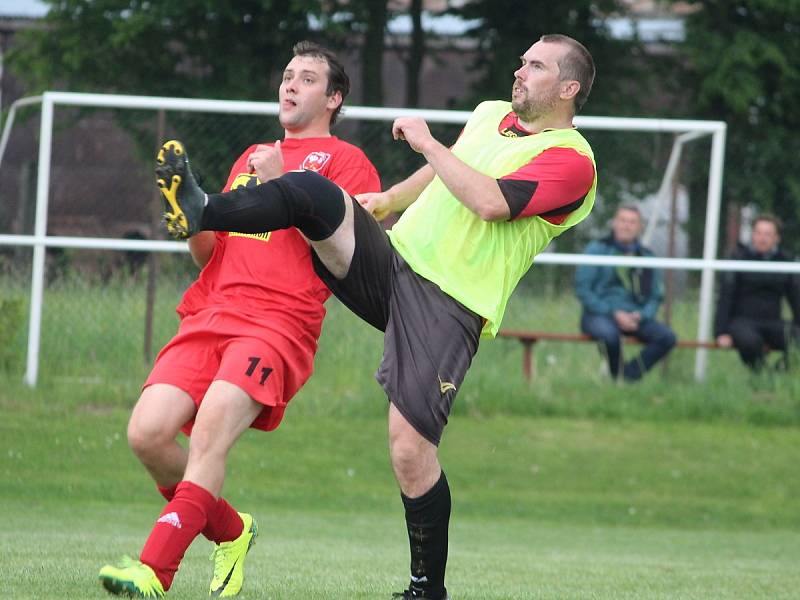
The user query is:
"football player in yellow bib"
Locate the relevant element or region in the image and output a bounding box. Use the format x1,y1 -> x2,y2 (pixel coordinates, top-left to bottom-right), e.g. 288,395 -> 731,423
156,34 -> 596,600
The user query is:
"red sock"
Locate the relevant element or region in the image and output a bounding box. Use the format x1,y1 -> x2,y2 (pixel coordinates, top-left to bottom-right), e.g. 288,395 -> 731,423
202,498 -> 244,544
156,483 -> 242,544
139,480 -> 216,590
157,484 -> 177,501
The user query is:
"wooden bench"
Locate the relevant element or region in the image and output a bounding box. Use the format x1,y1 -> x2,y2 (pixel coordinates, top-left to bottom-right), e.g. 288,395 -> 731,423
497,329 -> 721,381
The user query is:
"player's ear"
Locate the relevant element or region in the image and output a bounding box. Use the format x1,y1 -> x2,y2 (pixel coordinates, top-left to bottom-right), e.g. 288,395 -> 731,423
560,80 -> 580,102
327,90 -> 343,112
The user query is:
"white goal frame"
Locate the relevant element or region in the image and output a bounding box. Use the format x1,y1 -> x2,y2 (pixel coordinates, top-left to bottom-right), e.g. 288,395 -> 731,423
0,90 -> 781,386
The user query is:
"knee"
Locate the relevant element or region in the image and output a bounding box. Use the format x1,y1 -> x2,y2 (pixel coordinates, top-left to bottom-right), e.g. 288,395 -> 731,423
127,416 -> 173,461
591,325 -> 621,346
389,434 -> 439,495
582,314 -> 616,338
730,323 -> 760,352
279,171 -> 346,241
735,338 -> 761,354
282,168 -> 329,188
660,328 -> 677,349
390,435 -> 422,479
186,423 -> 217,462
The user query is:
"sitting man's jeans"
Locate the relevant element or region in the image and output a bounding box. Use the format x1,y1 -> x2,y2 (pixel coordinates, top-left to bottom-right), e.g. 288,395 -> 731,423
581,313 -> 677,380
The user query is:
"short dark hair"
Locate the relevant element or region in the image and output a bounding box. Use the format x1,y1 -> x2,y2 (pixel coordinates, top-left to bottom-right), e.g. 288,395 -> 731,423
539,34 -> 595,113
615,204 -> 642,219
292,41 -> 350,125
753,213 -> 782,235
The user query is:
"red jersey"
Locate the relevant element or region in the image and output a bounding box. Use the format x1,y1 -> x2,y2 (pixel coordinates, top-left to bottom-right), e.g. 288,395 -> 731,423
496,112 -> 595,224
177,136 -> 380,346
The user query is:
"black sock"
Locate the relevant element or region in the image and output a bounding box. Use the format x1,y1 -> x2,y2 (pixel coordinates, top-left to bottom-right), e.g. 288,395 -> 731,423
401,471 -> 451,599
201,170 -> 345,241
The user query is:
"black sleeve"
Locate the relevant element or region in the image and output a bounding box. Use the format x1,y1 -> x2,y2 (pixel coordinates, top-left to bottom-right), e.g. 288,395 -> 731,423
497,179 -> 538,220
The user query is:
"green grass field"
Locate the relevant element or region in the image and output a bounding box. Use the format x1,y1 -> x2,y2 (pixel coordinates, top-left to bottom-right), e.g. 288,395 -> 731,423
2,395 -> 799,599
2,269 -> 800,598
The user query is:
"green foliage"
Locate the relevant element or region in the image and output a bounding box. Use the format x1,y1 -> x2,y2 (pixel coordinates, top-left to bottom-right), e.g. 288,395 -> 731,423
8,0 -> 322,100
0,296 -> 24,372
448,1 -> 636,111
7,0 -> 326,188
446,1 -> 685,224
677,0 -> 800,252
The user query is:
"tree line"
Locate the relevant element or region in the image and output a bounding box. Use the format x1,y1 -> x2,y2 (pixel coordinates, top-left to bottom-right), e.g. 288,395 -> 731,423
8,0 -> 800,253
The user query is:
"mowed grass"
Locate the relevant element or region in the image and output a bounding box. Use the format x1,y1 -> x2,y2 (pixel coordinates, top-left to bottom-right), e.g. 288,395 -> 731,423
2,266 -> 800,597
1,395 -> 799,599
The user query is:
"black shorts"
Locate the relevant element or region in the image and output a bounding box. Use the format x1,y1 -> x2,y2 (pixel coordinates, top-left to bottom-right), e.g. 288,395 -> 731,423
312,198 -> 482,445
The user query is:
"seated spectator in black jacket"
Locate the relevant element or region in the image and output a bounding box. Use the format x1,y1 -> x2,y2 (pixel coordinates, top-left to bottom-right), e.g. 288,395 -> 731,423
714,214 -> 800,370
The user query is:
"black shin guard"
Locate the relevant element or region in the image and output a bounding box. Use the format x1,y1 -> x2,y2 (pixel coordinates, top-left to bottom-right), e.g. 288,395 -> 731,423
201,170 -> 346,241
401,472 -> 451,599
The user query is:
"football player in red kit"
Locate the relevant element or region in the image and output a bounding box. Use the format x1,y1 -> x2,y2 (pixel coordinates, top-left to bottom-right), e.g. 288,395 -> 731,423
99,41 -> 379,598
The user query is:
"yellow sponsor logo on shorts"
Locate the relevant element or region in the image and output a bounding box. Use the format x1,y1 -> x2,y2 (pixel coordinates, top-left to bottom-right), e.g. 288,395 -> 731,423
438,375 -> 456,394
228,231 -> 271,242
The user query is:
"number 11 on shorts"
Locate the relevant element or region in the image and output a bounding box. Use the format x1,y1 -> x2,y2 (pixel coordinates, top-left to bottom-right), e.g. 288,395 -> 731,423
245,356 -> 273,386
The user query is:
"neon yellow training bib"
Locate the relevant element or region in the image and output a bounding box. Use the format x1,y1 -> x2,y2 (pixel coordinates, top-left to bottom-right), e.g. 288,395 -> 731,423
388,101 -> 597,338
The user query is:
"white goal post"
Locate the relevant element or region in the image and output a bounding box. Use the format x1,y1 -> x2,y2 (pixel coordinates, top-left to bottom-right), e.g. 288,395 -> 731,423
1,90 -> 793,387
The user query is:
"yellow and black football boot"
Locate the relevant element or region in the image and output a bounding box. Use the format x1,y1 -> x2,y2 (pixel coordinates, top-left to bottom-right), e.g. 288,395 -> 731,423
155,140 -> 206,240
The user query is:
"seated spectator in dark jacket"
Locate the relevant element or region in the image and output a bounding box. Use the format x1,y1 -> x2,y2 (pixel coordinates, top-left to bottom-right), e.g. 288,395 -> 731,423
575,205 -> 676,381
714,214 -> 800,371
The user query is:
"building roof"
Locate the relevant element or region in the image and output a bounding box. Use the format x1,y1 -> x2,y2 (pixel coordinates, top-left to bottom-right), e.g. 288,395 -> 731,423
0,0 -> 48,19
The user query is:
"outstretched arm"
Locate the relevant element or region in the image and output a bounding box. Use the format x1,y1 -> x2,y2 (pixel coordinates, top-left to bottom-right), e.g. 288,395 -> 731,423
357,163 -> 434,220
392,117 -> 510,221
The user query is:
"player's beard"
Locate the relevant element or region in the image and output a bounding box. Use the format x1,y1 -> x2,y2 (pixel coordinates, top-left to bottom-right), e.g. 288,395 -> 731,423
511,82 -> 560,123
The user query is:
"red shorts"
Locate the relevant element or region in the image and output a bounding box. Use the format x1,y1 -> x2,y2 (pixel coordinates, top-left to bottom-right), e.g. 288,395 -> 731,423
145,308 -> 316,435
